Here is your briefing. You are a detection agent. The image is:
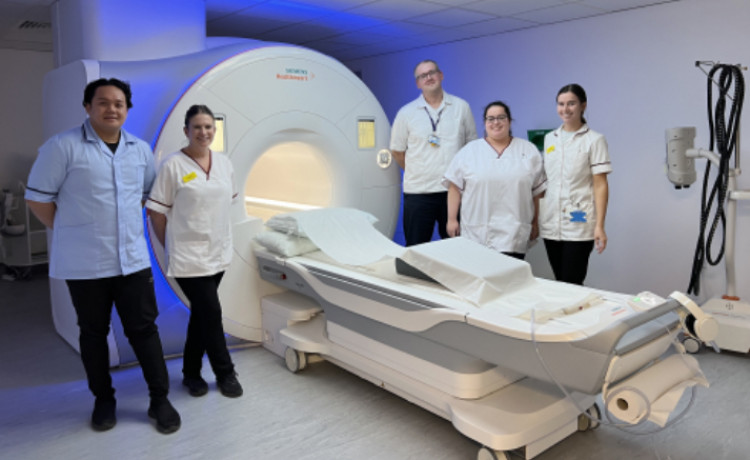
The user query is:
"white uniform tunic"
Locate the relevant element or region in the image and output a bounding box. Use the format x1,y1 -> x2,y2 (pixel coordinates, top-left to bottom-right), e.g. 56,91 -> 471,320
390,91 -> 477,193
146,151 -> 237,277
539,124 -> 612,241
443,137 -> 547,254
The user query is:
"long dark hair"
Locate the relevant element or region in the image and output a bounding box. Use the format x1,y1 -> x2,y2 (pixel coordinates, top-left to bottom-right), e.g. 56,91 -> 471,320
557,83 -> 587,124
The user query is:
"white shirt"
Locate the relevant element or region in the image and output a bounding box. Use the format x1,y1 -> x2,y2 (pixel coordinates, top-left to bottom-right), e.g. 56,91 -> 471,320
146,150 -> 237,277
443,137 -> 547,254
390,91 -> 477,193
539,124 -> 612,241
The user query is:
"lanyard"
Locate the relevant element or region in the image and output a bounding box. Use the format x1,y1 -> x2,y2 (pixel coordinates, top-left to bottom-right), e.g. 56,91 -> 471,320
424,107 -> 444,133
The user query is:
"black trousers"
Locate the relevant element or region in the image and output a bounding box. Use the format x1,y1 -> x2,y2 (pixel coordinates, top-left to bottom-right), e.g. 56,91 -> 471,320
543,239 -> 595,285
66,268 -> 169,401
403,192 -> 449,246
175,272 -> 235,379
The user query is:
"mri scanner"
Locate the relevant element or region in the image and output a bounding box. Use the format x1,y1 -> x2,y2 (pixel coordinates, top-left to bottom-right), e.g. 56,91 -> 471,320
43,39 -> 713,460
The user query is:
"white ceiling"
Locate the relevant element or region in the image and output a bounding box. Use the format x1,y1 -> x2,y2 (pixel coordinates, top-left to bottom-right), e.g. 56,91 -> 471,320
0,0 -> 677,62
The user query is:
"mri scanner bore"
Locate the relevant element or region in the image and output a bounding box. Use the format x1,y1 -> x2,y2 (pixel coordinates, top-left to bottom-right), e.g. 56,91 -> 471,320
244,141 -> 332,220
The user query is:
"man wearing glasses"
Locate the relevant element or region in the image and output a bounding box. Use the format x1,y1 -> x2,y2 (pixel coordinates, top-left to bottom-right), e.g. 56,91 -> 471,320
390,60 -> 477,246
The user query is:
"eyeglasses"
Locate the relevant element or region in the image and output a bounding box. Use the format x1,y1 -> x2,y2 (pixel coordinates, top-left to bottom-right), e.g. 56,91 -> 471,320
485,115 -> 508,123
415,69 -> 440,81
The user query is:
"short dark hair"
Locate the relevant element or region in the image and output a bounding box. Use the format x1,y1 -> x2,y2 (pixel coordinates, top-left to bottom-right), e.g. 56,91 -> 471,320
557,83 -> 587,124
82,78 -> 133,109
414,59 -> 440,77
184,104 -> 215,127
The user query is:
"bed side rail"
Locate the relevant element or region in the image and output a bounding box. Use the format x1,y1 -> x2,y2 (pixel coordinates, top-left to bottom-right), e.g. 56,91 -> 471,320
573,293 -> 717,356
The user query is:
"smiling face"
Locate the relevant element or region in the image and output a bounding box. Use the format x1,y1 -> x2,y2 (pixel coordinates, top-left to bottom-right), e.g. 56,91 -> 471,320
414,61 -> 443,94
557,91 -> 586,129
84,85 -> 128,140
184,113 -> 216,150
484,104 -> 511,142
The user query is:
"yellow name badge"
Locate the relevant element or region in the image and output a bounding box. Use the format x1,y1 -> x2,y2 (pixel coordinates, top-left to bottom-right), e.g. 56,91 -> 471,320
182,171 -> 197,183
546,145 -> 555,154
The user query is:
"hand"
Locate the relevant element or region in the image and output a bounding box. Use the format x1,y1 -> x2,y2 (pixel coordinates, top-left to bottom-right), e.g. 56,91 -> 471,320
594,227 -> 607,253
529,221 -> 539,241
446,219 -> 460,237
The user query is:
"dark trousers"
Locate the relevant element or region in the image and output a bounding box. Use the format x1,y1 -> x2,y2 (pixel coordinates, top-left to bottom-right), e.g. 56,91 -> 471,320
175,272 -> 234,379
403,192 -> 449,246
66,268 -> 169,401
543,239 -> 595,285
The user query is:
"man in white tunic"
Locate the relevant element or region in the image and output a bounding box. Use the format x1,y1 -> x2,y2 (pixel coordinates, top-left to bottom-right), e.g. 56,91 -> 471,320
390,60 -> 477,246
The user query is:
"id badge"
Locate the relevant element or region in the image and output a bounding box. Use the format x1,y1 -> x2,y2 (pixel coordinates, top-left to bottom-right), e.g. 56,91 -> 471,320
428,134 -> 441,147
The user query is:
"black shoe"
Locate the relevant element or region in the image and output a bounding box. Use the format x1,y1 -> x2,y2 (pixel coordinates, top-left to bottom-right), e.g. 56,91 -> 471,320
91,397 -> 117,432
148,398 -> 181,434
182,375 -> 208,397
217,373 -> 243,398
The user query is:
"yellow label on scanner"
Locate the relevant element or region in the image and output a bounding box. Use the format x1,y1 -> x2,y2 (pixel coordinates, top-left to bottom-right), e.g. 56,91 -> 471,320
182,171 -> 197,183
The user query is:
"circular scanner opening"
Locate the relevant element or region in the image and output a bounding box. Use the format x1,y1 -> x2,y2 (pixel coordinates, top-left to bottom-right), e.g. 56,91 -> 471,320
243,141 -> 332,221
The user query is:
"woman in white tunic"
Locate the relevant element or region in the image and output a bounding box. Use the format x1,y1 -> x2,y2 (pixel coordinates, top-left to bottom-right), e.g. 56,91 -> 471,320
444,101 -> 547,259
146,105 -> 243,398
539,84 -> 612,285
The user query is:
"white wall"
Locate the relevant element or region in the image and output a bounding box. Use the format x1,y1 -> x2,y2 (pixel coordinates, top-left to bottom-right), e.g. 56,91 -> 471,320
0,49 -> 53,192
349,0 -> 750,302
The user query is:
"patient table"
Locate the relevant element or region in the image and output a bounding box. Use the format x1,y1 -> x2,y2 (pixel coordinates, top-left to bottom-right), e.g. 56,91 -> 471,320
253,210 -> 711,460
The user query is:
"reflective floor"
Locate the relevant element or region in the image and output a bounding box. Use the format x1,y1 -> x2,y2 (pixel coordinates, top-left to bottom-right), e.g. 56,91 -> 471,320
1,272 -> 748,460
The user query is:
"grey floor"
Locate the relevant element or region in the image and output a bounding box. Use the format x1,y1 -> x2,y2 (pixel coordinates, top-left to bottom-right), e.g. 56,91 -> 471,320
1,272 -> 749,460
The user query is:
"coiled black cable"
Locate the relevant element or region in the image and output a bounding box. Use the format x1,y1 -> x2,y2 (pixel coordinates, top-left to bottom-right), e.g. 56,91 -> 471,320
687,63 -> 744,295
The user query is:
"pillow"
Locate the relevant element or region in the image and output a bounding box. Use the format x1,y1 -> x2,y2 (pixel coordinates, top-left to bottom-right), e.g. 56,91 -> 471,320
255,231 -> 318,257
266,208 -> 378,237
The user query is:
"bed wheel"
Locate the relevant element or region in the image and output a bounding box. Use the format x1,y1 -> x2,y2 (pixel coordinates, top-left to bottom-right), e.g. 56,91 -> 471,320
682,336 -> 703,354
284,347 -> 307,373
477,447 -> 509,460
578,403 -> 601,431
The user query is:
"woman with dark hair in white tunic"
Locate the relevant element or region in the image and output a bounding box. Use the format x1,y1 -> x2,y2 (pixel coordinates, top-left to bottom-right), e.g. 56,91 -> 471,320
444,100 -> 547,259
147,104 -> 243,398
539,84 -> 612,285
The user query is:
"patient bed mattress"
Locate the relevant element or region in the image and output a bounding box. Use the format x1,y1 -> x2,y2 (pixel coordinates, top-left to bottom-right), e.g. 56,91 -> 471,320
256,242 -> 679,395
